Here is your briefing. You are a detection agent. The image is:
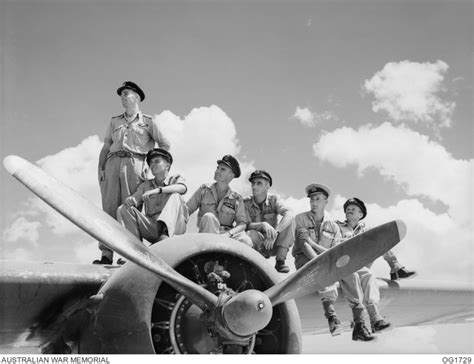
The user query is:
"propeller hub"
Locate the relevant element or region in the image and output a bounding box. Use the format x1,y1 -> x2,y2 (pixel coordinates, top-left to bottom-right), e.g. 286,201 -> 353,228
222,289 -> 272,337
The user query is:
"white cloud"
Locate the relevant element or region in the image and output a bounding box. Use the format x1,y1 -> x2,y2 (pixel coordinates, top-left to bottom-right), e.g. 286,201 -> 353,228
313,122 -> 472,225
291,106 -> 339,128
364,60 -> 455,128
156,105 -> 255,197
310,122 -> 472,282
3,217 -> 41,245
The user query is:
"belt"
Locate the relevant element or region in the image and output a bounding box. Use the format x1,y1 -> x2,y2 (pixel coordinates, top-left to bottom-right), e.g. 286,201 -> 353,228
108,150 -> 146,160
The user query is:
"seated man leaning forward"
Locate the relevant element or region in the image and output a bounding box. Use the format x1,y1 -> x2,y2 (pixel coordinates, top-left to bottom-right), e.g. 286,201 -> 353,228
186,155 -> 252,246
117,148 -> 188,245
340,197 -> 416,281
292,183 -> 343,336
244,170 -> 295,273
336,197 -> 393,334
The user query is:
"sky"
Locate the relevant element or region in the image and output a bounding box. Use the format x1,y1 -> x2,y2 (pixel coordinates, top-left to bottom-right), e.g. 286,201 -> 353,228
0,0 -> 473,288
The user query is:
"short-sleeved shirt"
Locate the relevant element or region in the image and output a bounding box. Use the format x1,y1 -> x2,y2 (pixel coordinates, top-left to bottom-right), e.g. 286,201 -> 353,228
292,211 -> 340,256
186,183 -> 248,228
104,111 -> 170,154
243,195 -> 290,229
336,220 -> 368,242
130,175 -> 186,219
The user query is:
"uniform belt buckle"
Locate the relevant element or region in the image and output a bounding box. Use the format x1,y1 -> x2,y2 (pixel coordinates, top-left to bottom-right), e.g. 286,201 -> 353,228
117,150 -> 130,158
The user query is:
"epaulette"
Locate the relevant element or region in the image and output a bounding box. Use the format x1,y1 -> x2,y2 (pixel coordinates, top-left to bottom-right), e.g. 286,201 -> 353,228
111,113 -> 124,119
201,183 -> 213,190
142,113 -> 152,120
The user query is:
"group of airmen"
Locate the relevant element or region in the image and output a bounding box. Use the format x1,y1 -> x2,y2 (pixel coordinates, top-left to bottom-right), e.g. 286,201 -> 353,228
94,81 -> 416,342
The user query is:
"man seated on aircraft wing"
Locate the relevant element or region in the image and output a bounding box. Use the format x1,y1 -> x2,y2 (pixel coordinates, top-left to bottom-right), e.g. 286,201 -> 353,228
338,198 -> 416,281
114,148 -> 188,263
244,170 -> 295,273
336,198 -> 396,335
186,155 -> 252,246
292,183 -> 344,337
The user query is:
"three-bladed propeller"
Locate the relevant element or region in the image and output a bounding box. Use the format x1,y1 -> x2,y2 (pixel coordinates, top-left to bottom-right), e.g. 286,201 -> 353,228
3,155 -> 406,341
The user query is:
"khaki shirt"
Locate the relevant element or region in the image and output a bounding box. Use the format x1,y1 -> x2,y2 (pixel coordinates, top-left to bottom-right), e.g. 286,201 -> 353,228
336,220 -> 368,242
104,111 -> 170,154
243,195 -> 289,228
186,183 -> 248,228
292,211 -> 340,256
130,175 -> 186,219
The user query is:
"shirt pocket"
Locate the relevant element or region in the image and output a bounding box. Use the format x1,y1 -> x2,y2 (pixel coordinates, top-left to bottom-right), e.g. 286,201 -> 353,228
112,124 -> 125,140
220,205 -> 236,226
132,122 -> 148,136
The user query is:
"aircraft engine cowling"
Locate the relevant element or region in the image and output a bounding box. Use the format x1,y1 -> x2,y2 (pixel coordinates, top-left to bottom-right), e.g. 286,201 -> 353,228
79,233 -> 302,354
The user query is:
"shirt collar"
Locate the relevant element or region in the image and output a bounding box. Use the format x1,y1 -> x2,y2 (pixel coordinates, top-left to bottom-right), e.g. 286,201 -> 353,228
122,110 -> 142,123
250,195 -> 270,208
211,182 -> 232,199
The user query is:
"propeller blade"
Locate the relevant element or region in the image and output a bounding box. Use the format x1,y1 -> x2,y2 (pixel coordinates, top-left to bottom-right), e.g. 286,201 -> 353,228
3,155 -> 218,311
264,220 -> 407,306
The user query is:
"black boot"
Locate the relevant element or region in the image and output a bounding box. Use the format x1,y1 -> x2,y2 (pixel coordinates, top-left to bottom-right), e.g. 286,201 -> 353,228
372,319 -> 391,332
275,260 -> 290,273
352,322 -> 376,341
327,315 -> 343,336
397,267 -> 416,279
92,256 -> 112,265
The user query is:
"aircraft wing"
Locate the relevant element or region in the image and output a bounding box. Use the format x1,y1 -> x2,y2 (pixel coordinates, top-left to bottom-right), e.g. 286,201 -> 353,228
297,278 -> 474,334
2,258 -> 472,354
0,260 -> 116,353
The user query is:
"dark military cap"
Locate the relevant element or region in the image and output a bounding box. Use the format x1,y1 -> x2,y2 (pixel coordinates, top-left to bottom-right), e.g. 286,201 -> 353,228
116,81 -> 145,102
146,148 -> 173,166
344,197 -> 367,219
249,170 -> 273,186
305,183 -> 331,198
217,155 -> 241,178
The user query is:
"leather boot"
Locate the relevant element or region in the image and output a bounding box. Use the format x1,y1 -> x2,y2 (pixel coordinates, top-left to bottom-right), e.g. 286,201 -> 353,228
352,322 -> 376,341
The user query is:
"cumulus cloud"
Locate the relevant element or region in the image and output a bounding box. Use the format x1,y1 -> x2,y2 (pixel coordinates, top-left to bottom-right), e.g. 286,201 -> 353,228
291,106 -> 339,128
156,105 -> 254,197
3,217 -> 41,245
313,122 -> 472,225
309,122 -> 472,282
2,106 -> 255,261
364,60 -> 455,128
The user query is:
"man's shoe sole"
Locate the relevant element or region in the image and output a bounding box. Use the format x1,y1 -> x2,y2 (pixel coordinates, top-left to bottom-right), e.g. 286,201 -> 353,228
330,326 -> 343,336
398,272 -> 417,280
372,324 -> 392,333
352,335 -> 377,342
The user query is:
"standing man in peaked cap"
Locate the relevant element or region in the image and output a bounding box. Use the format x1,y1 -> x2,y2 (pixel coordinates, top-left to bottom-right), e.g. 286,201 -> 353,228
340,198 -> 416,281
116,148 -> 188,253
244,170 -> 295,273
186,155 -> 252,246
94,81 -> 171,265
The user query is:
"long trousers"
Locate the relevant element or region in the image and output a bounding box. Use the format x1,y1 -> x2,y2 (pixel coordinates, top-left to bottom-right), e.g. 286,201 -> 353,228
117,193 -> 187,243
199,212 -> 253,247
246,218 -> 295,261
